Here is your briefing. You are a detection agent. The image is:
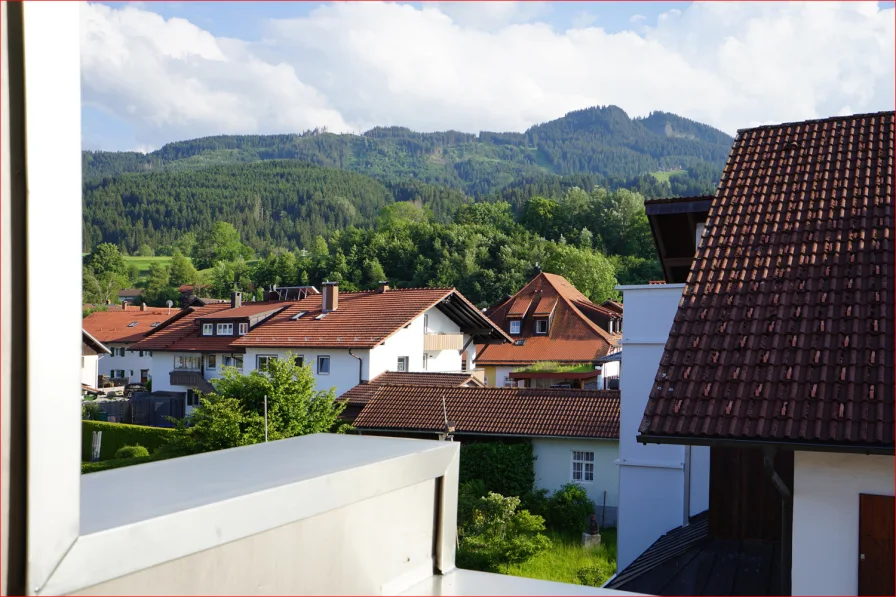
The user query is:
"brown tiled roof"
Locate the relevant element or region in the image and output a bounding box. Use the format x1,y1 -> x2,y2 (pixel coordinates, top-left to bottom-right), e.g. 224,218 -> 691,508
131,304 -> 238,352
507,295 -> 533,318
340,371 -> 485,407
601,300 -> 624,315
477,272 -> 617,366
234,287 -> 510,349
83,307 -> 177,343
117,288 -> 141,297
532,296 -> 558,317
353,385 -> 620,439
82,329 -> 111,355
640,110 -> 895,450
135,288 -> 511,352
644,195 -> 715,206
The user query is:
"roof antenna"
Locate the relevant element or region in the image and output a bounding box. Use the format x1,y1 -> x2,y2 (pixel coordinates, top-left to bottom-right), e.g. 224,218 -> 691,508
165,299 -> 173,315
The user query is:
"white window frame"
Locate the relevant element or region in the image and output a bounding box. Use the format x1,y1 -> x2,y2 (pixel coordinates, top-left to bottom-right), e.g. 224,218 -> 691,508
238,322 -> 248,336
422,353 -> 428,371
202,323 -> 213,336
16,9 -> 463,597
217,323 -> 233,336
535,319 -> 548,335
174,355 -> 202,370
318,355 -> 331,375
233,354 -> 244,370
423,313 -> 429,333
256,355 -> 278,372
397,356 -> 409,372
509,320 -> 521,335
207,354 -> 217,369
571,450 -> 595,483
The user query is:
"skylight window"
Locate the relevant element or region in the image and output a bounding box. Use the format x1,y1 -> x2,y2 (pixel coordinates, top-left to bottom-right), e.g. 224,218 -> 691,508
291,311 -> 308,320
150,322 -> 160,327
127,322 -> 138,327
315,313 -> 327,320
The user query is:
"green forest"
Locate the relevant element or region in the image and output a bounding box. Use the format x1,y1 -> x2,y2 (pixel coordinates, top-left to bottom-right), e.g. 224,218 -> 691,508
82,105 -> 732,307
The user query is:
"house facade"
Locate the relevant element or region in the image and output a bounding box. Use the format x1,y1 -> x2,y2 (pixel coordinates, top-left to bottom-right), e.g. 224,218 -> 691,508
353,385 -> 622,527
82,304 -> 177,386
81,329 -> 111,394
621,111 -> 895,596
476,272 -> 622,389
132,283 -> 511,414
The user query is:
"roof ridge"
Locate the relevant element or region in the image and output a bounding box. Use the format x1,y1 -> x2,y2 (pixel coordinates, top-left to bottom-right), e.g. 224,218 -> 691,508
735,109 -> 894,134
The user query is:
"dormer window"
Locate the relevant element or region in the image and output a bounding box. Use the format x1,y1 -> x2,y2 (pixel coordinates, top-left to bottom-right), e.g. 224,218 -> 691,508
202,323 -> 213,336
217,323 -> 233,336
238,323 -> 248,335
509,320 -> 521,335
535,320 -> 548,335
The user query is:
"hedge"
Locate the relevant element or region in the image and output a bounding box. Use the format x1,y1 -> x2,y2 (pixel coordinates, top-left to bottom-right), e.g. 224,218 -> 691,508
81,421 -> 174,461
459,440 -> 535,498
81,453 -> 170,475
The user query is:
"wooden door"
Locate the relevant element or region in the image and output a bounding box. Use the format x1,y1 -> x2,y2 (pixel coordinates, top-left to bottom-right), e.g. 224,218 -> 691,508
859,493 -> 895,596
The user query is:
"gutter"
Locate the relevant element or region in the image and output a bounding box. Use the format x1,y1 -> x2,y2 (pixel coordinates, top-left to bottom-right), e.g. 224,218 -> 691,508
348,348 -> 364,386
638,433 -> 895,456
763,446 -> 793,596
352,428 -> 621,442
682,445 -> 692,527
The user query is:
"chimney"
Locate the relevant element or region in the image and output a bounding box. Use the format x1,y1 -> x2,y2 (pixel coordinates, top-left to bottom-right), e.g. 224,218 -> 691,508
140,302 -> 147,312
377,280 -> 390,293
322,281 -> 339,312
122,300 -> 129,311
105,299 -> 111,305
231,291 -> 242,309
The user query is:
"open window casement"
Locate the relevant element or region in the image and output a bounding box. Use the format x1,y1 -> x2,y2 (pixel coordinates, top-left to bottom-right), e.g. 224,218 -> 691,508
2,5 -> 462,596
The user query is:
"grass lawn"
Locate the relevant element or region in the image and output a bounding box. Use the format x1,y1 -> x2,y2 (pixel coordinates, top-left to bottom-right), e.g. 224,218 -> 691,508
650,169 -> 686,183
499,529 -> 617,587
122,255 -> 174,280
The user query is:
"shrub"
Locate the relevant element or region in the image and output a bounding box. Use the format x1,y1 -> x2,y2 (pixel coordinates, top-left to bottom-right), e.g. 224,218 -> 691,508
546,483 -> 596,534
81,454 -> 166,474
82,401 -> 102,420
575,563 -> 606,587
459,441 -> 535,498
81,421 -> 174,461
520,487 -> 550,519
114,444 -> 150,459
457,492 -> 552,572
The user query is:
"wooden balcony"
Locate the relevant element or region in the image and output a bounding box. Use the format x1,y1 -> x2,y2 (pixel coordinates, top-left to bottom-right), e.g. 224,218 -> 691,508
424,333 -> 464,352
170,370 -> 215,393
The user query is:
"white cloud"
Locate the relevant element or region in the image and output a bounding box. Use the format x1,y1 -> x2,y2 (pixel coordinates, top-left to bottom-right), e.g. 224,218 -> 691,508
629,14 -> 646,24
81,1 -> 895,150
571,11 -> 599,29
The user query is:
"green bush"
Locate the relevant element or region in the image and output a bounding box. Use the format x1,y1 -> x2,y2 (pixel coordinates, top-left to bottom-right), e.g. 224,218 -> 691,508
81,421 -> 174,461
575,564 -> 606,587
81,454 -> 168,474
457,492 -> 552,572
82,401 -> 102,420
115,444 -> 150,459
520,487 -> 551,519
546,483 -> 596,534
459,441 -> 535,498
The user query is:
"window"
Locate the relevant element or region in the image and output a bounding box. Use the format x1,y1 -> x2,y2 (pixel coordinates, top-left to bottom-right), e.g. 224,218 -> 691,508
234,355 -> 244,370
294,355 -> 305,367
140,369 -> 149,383
186,389 -> 200,407
151,321 -> 160,327
238,322 -> 248,335
397,356 -> 409,372
535,319 -> 548,335
423,313 -> 429,333
509,320 -> 521,335
422,353 -> 428,371
256,355 -> 277,372
217,323 -> 234,336
291,311 -> 307,320
318,355 -> 331,375
127,321 -> 138,327
174,355 -> 201,370
207,354 -> 217,369
571,451 -> 595,482
202,323 -> 213,336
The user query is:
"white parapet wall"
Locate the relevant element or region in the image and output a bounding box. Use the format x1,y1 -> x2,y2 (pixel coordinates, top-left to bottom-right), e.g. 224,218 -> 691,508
615,284 -> 710,570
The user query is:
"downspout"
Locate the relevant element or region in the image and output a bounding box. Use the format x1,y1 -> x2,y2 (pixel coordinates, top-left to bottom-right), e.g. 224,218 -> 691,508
682,445 -> 692,527
348,348 -> 364,385
763,446 -> 793,596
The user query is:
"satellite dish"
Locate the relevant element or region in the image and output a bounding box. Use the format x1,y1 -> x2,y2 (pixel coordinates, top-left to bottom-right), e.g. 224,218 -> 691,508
166,300 -> 173,308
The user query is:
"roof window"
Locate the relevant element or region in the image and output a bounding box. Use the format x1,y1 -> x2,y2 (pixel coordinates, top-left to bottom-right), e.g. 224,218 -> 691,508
127,322 -> 138,327
150,322 -> 160,327
291,311 -> 308,320
314,313 -> 327,320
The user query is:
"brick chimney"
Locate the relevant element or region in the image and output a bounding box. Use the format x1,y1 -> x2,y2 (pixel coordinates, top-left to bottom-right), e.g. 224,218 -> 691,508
140,302 -> 147,312
322,281 -> 339,312
231,291 -> 242,309
122,300 -> 129,310
377,280 -> 390,293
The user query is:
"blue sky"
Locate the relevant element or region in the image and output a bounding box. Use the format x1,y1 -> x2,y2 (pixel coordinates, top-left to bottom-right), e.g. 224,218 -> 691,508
82,2 -> 896,152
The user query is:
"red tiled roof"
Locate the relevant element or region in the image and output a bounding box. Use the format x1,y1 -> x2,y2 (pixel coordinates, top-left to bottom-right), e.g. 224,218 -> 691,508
131,304 -> 237,352
640,111 -> 895,450
532,296 -> 558,317
340,371 -> 485,406
601,300 -> 624,314
234,287 -> 510,349
353,385 -> 620,439
644,195 -> 715,206
477,272 -> 616,366
507,295 -> 533,318
197,303 -> 286,319
83,307 -> 177,343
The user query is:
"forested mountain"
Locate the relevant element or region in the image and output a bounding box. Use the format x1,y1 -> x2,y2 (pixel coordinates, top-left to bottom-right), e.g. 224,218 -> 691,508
83,105 -> 733,195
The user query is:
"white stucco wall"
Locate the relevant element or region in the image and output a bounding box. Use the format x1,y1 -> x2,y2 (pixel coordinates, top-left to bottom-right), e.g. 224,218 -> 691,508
615,283 -> 710,570
492,366 -> 515,387
791,451 -> 895,596
100,343 -> 153,383
533,438 -> 620,526
81,354 -> 99,388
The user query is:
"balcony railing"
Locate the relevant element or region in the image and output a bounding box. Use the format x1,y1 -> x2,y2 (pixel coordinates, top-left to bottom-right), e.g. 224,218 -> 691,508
170,370 -> 215,393
424,333 -> 465,351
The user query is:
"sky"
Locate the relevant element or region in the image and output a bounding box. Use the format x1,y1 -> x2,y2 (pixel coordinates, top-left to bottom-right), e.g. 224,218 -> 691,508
81,1 -> 896,152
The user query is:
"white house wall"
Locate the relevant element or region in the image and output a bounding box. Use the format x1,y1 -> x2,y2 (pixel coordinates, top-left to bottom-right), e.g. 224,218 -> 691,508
532,438 -> 620,527
243,348 -> 369,398
100,343 -> 153,383
615,283 -> 710,570
80,354 -> 99,388
791,451 -> 895,596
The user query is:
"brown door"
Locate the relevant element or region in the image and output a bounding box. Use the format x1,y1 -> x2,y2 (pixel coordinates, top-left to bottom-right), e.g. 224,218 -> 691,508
859,493 -> 895,596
